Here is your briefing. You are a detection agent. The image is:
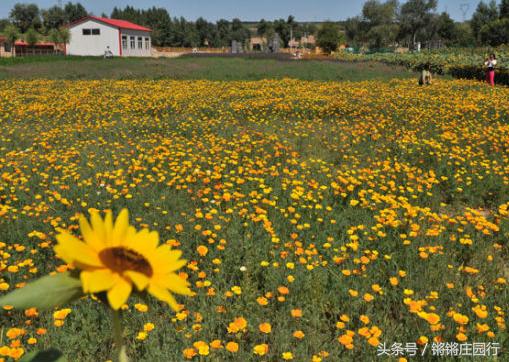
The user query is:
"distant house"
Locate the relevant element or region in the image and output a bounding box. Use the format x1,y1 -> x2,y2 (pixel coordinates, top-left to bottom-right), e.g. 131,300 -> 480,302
67,16 -> 151,57
0,36 -> 63,57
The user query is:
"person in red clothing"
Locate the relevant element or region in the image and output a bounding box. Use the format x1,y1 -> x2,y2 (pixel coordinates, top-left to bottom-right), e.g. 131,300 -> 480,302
484,53 -> 497,86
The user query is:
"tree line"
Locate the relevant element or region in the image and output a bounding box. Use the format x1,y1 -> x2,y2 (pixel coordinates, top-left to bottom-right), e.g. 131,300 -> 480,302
344,0 -> 509,50
1,1 -> 508,52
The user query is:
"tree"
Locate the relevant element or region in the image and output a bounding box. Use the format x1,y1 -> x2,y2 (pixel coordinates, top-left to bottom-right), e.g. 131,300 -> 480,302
64,2 -> 87,23
24,27 -> 38,54
42,6 -> 66,33
0,19 -> 10,33
345,0 -> 399,49
399,0 -> 438,48
316,22 -> 341,53
230,18 -> 250,44
257,19 -> 271,36
500,0 -> 509,18
470,1 -> 499,42
451,22 -> 475,46
362,0 -> 398,27
3,24 -> 19,56
215,19 -> 231,47
274,19 -> 291,46
10,3 -> 41,33
362,0 -> 399,48
480,18 -> 509,45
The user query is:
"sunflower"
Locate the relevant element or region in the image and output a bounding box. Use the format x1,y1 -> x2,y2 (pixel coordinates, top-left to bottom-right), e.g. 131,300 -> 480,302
54,209 -> 191,310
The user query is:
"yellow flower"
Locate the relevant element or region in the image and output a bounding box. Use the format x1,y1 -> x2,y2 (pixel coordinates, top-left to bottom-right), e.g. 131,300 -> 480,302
135,303 -> 148,312
143,323 -> 155,332
136,331 -> 148,341
253,343 -> 269,356
53,308 -> 71,320
54,209 -> 191,310
456,332 -> 468,342
453,313 -> 469,325
282,352 -> 294,360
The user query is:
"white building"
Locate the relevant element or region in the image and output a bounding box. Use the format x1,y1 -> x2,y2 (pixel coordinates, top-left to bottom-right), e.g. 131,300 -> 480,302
67,16 -> 152,57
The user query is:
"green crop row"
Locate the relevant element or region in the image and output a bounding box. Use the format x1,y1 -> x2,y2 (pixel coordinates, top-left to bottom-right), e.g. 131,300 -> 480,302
335,47 -> 509,85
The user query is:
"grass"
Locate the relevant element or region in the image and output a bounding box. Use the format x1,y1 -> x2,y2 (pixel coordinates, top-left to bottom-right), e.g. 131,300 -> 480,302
0,77 -> 507,361
0,55 -> 416,81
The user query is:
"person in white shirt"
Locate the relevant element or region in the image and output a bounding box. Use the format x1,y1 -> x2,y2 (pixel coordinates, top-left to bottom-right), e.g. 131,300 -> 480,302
485,53 -> 497,86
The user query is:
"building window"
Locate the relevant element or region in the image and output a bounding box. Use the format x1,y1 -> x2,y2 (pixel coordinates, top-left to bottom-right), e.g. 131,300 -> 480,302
145,37 -> 150,49
122,36 -> 127,50
82,29 -> 91,35
130,36 -> 135,49
92,29 -> 100,35
138,37 -> 143,49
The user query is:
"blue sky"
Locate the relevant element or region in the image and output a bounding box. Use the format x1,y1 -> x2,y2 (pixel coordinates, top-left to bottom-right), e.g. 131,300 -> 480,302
0,0 -> 483,21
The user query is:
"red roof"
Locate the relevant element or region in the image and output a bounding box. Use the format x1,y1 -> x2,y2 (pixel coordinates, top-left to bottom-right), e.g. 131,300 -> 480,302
70,16 -> 151,32
15,40 -> 56,47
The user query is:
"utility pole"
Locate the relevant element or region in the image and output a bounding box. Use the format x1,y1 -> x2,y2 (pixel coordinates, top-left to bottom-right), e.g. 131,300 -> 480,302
460,3 -> 470,22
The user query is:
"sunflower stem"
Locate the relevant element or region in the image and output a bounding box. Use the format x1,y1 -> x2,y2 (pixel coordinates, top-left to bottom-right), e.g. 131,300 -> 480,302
112,309 -> 129,362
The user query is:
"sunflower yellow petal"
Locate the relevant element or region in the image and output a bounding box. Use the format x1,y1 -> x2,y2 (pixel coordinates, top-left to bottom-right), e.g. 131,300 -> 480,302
124,271 -> 149,291
112,209 -> 129,244
90,211 -> 106,243
81,269 -> 116,293
159,273 -> 192,296
55,232 -> 102,267
79,215 -> 103,251
148,284 -> 180,311
107,278 -> 132,310
104,210 -> 113,241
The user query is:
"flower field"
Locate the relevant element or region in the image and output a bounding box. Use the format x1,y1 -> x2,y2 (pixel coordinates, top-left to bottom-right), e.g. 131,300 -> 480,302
0,78 -> 508,361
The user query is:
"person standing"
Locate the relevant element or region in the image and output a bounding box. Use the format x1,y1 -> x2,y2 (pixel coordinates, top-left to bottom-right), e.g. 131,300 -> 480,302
485,54 -> 497,86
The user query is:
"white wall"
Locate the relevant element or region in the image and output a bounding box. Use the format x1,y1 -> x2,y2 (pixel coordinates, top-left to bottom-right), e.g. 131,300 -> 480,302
120,30 -> 151,57
68,19 -> 120,56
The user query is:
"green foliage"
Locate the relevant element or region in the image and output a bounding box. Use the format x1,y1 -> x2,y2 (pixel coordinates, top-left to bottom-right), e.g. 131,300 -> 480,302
19,349 -> 66,362
42,6 -> 66,34
63,2 -> 87,23
10,3 -> 41,33
24,27 -> 39,46
399,0 -> 438,47
0,272 -> 83,311
0,56 -> 415,81
336,47 -> 509,84
3,23 -> 19,46
480,18 -> 509,46
317,22 -> 341,53
471,1 -> 501,43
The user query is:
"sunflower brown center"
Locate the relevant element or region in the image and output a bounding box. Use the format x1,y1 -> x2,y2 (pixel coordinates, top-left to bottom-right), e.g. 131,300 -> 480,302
99,247 -> 153,277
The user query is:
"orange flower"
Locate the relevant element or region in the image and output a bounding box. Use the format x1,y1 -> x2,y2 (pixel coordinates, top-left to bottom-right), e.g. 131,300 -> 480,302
291,309 -> 303,318
183,348 -> 197,359
197,245 -> 208,256
293,330 -> 305,339
227,317 -> 248,333
259,322 -> 272,334
226,341 -> 239,352
210,340 -> 222,349
278,286 -> 290,295
257,296 -> 269,306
